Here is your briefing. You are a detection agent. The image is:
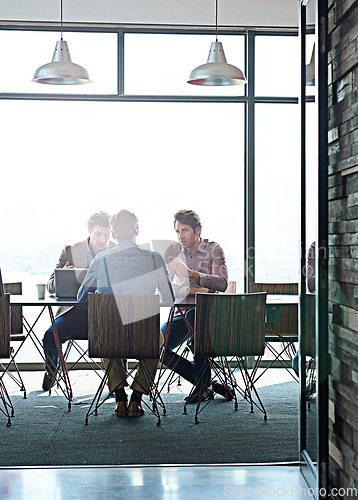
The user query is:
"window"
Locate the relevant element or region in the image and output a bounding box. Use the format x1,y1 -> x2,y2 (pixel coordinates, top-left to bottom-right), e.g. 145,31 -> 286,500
124,33 -> 246,96
255,35 -> 299,97
0,30 -> 118,94
254,103 -> 300,282
0,27 -> 300,358
1,99 -> 244,360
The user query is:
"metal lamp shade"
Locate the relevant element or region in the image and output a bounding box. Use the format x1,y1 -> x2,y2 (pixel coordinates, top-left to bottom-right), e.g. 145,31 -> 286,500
188,41 -> 246,86
33,40 -> 91,85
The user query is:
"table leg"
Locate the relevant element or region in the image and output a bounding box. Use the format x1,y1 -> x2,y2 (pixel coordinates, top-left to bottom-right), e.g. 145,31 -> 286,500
155,306 -> 195,395
47,306 -> 73,411
8,305 -> 73,410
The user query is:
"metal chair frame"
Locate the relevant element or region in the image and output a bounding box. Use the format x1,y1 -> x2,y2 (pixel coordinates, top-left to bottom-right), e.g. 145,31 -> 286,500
162,282 -> 238,394
187,292 -> 268,424
62,339 -> 104,374
85,294 -> 165,426
250,283 -> 299,383
155,304 -> 195,396
0,293 -> 14,427
0,283 -> 27,398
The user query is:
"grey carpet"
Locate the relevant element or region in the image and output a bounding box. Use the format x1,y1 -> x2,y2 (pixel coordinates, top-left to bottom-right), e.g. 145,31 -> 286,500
0,380 -> 300,466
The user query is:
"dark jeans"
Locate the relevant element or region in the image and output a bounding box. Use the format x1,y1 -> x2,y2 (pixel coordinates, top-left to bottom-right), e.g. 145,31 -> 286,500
161,308 -> 210,386
42,305 -> 88,371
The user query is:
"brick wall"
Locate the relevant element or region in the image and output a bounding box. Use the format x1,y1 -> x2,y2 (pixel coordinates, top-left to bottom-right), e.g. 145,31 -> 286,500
328,0 -> 358,493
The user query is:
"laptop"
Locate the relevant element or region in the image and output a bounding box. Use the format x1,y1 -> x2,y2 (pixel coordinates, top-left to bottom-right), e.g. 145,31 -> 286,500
54,268 -> 88,299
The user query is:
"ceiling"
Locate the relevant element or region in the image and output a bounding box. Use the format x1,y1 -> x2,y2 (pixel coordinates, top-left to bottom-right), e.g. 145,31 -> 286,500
0,0 -> 299,28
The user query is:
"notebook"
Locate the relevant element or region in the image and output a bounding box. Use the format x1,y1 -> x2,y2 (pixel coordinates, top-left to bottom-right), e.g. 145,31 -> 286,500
54,268 -> 88,299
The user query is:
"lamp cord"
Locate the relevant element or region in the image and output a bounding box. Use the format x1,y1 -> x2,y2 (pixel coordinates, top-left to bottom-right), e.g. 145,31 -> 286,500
215,0 -> 218,41
60,0 -> 63,41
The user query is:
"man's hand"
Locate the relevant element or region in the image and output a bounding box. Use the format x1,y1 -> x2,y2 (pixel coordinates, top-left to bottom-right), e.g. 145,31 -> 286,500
167,257 -> 190,277
167,257 -> 201,284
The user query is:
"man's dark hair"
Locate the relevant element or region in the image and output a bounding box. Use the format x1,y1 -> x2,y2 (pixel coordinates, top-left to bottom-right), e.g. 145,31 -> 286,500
173,209 -> 202,235
111,210 -> 139,241
87,211 -> 111,230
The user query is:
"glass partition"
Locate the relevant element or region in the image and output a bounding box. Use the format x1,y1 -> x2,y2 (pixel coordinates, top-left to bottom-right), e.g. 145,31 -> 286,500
305,100 -> 318,465
299,0 -> 330,494
0,24 -> 312,470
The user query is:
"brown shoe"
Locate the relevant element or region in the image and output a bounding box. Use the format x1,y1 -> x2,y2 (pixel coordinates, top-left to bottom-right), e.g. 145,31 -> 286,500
114,401 -> 127,417
185,385 -> 214,404
127,401 -> 145,417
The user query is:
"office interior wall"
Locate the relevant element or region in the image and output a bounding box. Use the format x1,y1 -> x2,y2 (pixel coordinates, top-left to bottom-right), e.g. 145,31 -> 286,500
327,0 -> 358,493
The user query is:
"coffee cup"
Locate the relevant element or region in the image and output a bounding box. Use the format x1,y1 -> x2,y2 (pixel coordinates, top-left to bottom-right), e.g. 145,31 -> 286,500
36,284 -> 46,300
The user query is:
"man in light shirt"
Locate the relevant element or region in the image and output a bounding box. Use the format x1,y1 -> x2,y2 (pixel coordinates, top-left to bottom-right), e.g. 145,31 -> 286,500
77,210 -> 174,418
161,209 -> 230,403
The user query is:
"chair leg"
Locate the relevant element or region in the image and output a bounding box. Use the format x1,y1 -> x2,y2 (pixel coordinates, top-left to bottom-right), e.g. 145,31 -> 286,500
182,361 -> 213,424
63,339 -> 104,376
306,357 -> 316,410
165,344 -> 191,393
211,356 -> 267,421
184,356 -> 237,423
0,348 -> 27,399
0,378 -> 14,427
254,340 -> 299,384
85,358 -> 166,426
237,357 -> 267,421
209,358 -> 238,411
85,360 -> 114,425
156,306 -> 194,398
135,360 -> 166,426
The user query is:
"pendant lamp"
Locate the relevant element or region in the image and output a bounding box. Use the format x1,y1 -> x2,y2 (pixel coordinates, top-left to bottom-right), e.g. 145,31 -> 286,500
33,0 -> 91,85
188,0 -> 247,86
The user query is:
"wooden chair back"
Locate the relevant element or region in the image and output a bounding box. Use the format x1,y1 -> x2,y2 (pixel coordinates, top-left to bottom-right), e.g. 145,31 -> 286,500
4,282 -> 23,335
251,283 -> 298,338
88,294 -> 160,359
250,282 -> 298,295
0,294 -> 11,358
194,292 -> 267,357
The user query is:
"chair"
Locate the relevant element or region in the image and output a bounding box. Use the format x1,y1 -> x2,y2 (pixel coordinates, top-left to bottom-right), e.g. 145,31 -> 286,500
0,283 -> 27,398
189,292 -> 267,424
85,294 -> 164,426
162,281 -> 237,394
250,282 -> 299,383
250,283 -> 298,295
0,293 -> 14,426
